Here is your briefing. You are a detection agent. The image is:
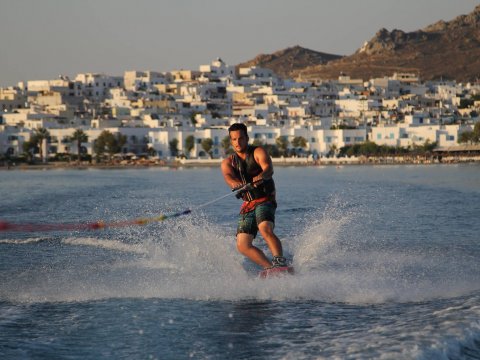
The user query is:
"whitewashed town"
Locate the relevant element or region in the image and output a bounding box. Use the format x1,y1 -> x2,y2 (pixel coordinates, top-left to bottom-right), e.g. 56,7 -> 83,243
1,58 -> 480,167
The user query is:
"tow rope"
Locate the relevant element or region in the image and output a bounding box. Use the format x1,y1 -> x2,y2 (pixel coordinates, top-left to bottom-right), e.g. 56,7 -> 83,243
0,182 -> 256,233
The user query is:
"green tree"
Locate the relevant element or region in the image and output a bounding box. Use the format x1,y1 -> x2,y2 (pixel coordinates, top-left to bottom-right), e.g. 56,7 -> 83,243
421,139 -> 437,153
458,131 -> 473,144
32,128 -> 50,162
185,135 -> 195,156
201,138 -> 214,158
275,136 -> 289,156
264,144 -> 280,157
147,147 -> 157,157
71,129 -> 88,164
358,141 -> 379,156
93,130 -> 127,161
458,123 -> 480,144
327,144 -> 338,157
221,136 -> 233,156
169,138 -> 179,157
291,136 -> 307,150
473,122 -> 480,143
22,139 -> 38,163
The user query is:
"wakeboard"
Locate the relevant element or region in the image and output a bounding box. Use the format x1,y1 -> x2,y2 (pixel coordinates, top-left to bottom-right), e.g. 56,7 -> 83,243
259,266 -> 294,279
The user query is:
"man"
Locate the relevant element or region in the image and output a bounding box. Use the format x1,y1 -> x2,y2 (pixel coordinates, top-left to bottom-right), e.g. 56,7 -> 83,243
221,123 -> 288,270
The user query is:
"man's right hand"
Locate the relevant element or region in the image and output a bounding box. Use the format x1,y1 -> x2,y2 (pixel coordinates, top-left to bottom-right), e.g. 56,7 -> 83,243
232,183 -> 245,192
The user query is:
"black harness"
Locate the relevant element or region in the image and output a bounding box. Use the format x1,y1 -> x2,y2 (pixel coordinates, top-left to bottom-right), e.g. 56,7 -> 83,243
231,145 -> 275,201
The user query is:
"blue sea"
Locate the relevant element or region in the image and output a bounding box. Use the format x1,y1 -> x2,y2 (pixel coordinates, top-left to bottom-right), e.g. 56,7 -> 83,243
0,164 -> 479,359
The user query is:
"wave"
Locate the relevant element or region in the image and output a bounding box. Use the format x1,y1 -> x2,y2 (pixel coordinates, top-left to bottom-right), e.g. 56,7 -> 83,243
415,294 -> 480,360
0,237 -> 49,245
61,237 -> 148,255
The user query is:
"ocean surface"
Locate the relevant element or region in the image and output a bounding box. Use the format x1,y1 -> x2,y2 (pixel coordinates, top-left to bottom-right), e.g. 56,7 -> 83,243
0,164 -> 479,359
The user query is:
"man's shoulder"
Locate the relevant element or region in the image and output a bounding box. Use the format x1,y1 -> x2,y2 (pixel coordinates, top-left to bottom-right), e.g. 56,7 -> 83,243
252,144 -> 270,159
221,155 -> 234,167
252,144 -> 266,153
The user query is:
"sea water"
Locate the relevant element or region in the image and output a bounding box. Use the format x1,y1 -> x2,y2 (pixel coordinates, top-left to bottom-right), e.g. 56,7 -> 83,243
0,165 -> 479,359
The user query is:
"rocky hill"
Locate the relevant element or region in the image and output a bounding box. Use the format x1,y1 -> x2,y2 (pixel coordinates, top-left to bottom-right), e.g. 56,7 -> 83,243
236,46 -> 343,79
240,6 -> 480,82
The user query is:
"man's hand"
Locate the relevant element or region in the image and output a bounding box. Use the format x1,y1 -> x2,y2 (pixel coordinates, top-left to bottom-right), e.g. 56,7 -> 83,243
233,183 -> 249,199
231,183 -> 246,192
232,182 -> 258,199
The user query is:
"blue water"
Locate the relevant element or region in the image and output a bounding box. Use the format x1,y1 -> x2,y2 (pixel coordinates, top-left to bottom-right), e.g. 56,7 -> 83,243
1,165 -> 479,359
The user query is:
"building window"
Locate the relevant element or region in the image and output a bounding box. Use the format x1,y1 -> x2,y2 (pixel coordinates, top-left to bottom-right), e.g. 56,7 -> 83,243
345,137 -> 351,142
326,136 -> 332,143
377,133 -> 382,140
389,133 -> 394,139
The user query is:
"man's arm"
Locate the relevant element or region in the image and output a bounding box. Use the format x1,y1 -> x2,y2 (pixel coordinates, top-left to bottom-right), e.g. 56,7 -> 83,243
253,146 -> 274,183
221,158 -> 243,189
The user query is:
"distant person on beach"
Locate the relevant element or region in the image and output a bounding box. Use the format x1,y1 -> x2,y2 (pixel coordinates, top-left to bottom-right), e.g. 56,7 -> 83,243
221,123 -> 288,269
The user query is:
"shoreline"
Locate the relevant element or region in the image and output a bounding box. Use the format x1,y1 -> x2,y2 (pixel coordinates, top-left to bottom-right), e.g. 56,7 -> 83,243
1,155 -> 480,171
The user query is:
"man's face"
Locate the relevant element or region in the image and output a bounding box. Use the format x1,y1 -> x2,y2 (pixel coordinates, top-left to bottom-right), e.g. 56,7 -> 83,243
229,130 -> 248,154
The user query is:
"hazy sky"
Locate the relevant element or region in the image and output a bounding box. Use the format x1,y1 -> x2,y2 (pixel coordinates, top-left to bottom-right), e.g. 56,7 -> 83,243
0,0 -> 478,86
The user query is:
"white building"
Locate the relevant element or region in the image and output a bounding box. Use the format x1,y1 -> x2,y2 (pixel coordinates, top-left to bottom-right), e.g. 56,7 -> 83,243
371,123 -> 468,148
124,71 -> 169,91
148,127 -> 228,159
74,73 -> 123,100
199,58 -> 235,81
335,98 -> 380,117
0,87 -> 27,112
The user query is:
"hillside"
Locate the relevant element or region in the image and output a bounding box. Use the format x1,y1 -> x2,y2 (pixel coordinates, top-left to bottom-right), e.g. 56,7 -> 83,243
296,5 -> 480,81
239,6 -> 480,82
236,46 -> 343,79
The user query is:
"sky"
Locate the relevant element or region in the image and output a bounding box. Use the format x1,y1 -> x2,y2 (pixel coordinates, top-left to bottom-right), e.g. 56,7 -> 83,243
0,0 -> 478,87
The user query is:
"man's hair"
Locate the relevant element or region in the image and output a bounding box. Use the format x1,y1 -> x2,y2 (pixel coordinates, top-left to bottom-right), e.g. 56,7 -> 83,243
228,123 -> 248,138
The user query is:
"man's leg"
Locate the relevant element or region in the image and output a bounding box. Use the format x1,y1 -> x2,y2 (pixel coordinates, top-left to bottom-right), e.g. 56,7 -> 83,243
257,221 -> 283,258
236,232 -> 272,269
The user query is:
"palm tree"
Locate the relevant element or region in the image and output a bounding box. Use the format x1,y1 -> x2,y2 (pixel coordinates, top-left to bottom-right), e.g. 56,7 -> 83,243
71,129 -> 88,164
328,144 -> 338,158
169,138 -> 179,157
22,139 -> 37,164
185,135 -> 195,157
201,138 -> 214,158
34,128 -> 50,163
